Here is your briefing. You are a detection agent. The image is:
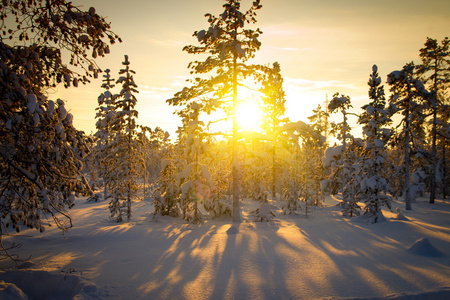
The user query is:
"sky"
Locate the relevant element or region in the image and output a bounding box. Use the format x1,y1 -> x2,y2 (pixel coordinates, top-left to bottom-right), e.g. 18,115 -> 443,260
54,0 -> 450,138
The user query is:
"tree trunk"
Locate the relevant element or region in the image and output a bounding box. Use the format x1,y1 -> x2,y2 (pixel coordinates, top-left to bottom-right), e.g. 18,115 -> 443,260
429,105 -> 437,204
443,142 -> 447,199
272,142 -> 276,198
404,107 -> 412,210
232,53 -> 241,223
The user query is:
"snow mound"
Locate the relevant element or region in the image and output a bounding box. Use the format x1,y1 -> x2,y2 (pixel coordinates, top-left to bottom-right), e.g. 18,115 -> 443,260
407,237 -> 445,257
0,281 -> 27,300
226,225 -> 239,235
394,208 -> 409,221
0,270 -> 98,300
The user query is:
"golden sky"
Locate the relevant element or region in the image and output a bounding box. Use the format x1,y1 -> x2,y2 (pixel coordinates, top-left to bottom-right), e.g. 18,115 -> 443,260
54,0 -> 450,138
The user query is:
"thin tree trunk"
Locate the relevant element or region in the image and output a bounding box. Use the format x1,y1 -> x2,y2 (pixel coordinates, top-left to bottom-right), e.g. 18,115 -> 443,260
430,105 -> 437,204
232,52 -> 241,223
272,142 -> 276,198
342,112 -> 348,204
443,142 -> 447,199
405,107 -> 412,210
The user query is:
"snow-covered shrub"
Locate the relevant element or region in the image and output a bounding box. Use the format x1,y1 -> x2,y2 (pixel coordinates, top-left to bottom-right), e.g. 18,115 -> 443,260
153,156 -> 182,218
203,156 -> 232,218
176,102 -> 212,224
250,201 -> 276,222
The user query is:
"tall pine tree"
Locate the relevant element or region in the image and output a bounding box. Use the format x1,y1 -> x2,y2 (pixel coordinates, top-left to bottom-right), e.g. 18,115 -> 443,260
387,63 -> 432,210
100,55 -> 143,222
167,0 -> 268,222
357,65 -> 392,223
417,37 -> 450,203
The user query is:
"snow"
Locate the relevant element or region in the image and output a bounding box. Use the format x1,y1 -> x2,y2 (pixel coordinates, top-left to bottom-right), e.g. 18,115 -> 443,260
0,195 -> 449,299
407,237 -> 445,257
322,145 -> 343,166
27,94 -> 36,114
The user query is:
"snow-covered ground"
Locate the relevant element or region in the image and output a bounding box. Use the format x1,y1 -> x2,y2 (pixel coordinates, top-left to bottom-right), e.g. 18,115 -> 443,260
1,195 -> 449,299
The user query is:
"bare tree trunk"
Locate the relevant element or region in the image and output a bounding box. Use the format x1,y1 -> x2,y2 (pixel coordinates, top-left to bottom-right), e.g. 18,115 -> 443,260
430,105 -> 437,204
405,107 -> 412,210
232,53 -> 241,223
443,142 -> 447,199
272,142 -> 276,198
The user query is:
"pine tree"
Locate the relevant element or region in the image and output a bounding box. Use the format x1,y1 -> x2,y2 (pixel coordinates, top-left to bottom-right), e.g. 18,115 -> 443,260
357,65 -> 392,223
177,102 -> 212,224
94,69 -> 116,201
387,63 -> 432,210
328,93 -> 361,216
260,62 -> 288,197
203,140 -> 232,218
102,55 -> 143,222
153,145 -> 183,219
167,0 -> 268,222
0,1 -> 119,260
280,121 -> 324,215
417,37 -> 450,203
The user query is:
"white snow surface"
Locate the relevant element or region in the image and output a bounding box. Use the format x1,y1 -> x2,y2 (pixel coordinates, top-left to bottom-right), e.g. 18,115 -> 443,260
1,195 -> 449,300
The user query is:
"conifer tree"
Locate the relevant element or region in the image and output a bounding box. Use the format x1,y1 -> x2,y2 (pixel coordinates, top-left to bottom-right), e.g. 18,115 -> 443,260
357,65 -> 392,223
387,63 -> 432,210
176,102 -> 212,223
167,0 -> 267,222
328,93 -> 361,216
260,62 -> 288,197
0,1 -> 119,259
102,55 -> 143,222
417,37 -> 450,203
94,69 -> 116,200
153,145 -> 183,218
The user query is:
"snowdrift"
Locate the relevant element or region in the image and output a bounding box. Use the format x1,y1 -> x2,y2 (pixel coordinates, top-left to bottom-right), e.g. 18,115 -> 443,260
0,195 -> 449,299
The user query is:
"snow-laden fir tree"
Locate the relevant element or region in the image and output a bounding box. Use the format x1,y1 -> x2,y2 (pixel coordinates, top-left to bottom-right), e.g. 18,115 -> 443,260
280,121 -> 324,215
152,145 -> 183,219
203,140 -> 232,218
176,102 -> 212,224
259,62 -> 289,197
308,101 -> 330,150
167,0 -> 271,222
357,65 -> 392,223
94,69 -> 116,200
417,37 -> 450,203
0,1 -> 119,260
387,63 -> 432,210
328,93 -> 361,217
103,55 -> 144,222
138,126 -> 170,200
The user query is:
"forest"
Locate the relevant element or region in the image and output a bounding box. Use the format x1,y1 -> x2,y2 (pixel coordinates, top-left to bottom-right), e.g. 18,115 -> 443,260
1,0 -> 449,244
0,0 -> 449,298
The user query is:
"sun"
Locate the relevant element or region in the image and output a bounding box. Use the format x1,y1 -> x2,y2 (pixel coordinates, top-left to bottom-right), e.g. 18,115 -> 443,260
236,101 -> 262,131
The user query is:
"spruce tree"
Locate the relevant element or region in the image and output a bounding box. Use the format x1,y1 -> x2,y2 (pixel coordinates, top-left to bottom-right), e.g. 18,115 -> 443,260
328,93 -> 361,216
260,62 -> 288,197
102,55 -> 143,222
167,0 -> 268,222
176,102 -> 212,223
94,69 -> 116,201
357,65 -> 392,223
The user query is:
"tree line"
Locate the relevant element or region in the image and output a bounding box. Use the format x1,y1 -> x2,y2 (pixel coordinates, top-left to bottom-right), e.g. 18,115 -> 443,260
0,0 -> 448,261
